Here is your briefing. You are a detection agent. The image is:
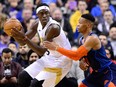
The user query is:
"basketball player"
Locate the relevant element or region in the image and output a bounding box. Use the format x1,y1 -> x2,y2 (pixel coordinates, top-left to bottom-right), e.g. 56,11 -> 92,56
43,14 -> 116,87
11,3 -> 72,87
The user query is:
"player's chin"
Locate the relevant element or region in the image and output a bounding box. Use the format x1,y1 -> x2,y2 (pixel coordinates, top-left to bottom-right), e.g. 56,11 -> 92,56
42,19 -> 48,23
42,20 -> 48,24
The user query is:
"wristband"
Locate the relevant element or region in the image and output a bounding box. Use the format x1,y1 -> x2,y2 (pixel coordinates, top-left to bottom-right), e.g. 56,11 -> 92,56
55,46 -> 58,51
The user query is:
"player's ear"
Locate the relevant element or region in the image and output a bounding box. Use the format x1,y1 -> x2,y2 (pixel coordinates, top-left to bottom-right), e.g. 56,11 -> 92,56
86,23 -> 91,28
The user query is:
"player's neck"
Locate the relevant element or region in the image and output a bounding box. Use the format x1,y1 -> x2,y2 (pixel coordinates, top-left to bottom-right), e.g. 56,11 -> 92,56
41,17 -> 50,29
41,23 -> 47,29
83,30 -> 92,39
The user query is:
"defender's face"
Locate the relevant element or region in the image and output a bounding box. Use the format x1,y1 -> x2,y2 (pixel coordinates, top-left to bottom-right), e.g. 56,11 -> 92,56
77,18 -> 87,33
37,9 -> 50,24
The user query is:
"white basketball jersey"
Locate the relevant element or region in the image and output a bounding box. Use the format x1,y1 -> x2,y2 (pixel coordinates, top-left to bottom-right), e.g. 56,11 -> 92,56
25,17 -> 72,87
37,17 -> 72,68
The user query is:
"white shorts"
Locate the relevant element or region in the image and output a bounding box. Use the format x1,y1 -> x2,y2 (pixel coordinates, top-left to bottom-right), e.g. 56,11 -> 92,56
24,55 -> 72,87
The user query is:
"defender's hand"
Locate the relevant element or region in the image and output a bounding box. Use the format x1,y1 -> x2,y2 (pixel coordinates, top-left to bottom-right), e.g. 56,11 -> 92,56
43,41 -> 59,50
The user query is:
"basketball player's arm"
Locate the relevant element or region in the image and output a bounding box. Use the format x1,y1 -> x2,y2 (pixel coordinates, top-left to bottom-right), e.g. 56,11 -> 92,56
13,20 -> 38,45
25,20 -> 38,39
56,36 -> 100,60
22,24 -> 60,56
44,24 -> 60,41
12,23 -> 60,56
44,36 -> 100,60
12,20 -> 46,56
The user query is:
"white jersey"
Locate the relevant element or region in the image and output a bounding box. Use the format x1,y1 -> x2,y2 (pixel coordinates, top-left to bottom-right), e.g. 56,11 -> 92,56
25,17 -> 72,87
37,17 -> 72,68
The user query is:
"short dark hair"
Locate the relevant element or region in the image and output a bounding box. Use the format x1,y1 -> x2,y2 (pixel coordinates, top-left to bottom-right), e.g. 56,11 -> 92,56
110,21 -> 116,29
36,3 -> 49,9
2,48 -> 14,56
81,13 -> 95,23
8,42 -> 18,48
27,49 -> 34,60
78,0 -> 87,3
104,9 -> 113,15
99,33 -> 107,36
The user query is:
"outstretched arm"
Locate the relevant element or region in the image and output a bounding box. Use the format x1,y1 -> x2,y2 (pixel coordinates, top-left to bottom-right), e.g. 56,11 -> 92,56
43,36 -> 101,60
56,45 -> 88,60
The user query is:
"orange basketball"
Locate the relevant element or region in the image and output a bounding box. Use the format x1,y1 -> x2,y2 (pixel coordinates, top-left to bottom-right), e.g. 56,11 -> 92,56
3,18 -> 22,36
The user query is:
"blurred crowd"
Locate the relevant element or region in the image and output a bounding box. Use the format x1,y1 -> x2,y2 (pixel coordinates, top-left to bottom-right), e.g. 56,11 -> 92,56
0,0 -> 116,87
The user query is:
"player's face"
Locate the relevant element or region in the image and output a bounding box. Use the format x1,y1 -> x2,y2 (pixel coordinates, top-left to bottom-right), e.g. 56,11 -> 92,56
37,9 -> 50,24
77,18 -> 88,33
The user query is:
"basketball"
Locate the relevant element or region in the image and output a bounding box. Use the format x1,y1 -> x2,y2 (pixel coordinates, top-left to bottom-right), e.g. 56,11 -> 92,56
3,18 -> 22,36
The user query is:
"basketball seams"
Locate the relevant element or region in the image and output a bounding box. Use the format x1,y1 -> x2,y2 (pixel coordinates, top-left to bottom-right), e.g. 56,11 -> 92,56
3,18 -> 22,36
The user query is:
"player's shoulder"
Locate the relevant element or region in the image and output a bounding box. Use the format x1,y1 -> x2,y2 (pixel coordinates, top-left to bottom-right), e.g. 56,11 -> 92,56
86,34 -> 99,43
48,23 -> 60,29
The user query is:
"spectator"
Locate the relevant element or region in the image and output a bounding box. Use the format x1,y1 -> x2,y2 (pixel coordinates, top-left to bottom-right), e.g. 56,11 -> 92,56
86,0 -> 97,12
105,48 -> 115,61
20,8 -> 33,32
51,7 -> 74,46
49,2 -> 57,14
34,0 -> 41,6
0,31 -> 11,56
66,60 -> 85,86
65,0 -> 77,12
70,0 -> 89,33
8,42 -> 19,59
14,44 -> 30,69
41,0 -> 63,6
91,0 -> 116,17
16,0 -> 36,22
0,2 -> 6,14
110,0 -> 116,8
96,1 -> 112,23
97,9 -> 114,36
3,0 -> 22,18
99,33 -> 113,52
109,22 -> 116,59
0,13 -> 8,30
0,48 -> 22,87
27,49 -> 39,65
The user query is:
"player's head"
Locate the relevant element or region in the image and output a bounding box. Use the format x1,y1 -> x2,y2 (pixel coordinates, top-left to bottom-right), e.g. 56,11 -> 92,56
81,14 -> 95,23
77,13 -> 95,33
36,3 -> 50,25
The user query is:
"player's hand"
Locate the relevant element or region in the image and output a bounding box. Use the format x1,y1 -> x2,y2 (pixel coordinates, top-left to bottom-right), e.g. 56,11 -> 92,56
43,41 -> 59,50
11,27 -> 25,40
79,58 -> 89,71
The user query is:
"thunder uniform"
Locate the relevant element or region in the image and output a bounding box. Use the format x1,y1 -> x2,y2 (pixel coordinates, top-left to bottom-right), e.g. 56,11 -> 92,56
80,33 -> 116,87
25,17 -> 72,87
